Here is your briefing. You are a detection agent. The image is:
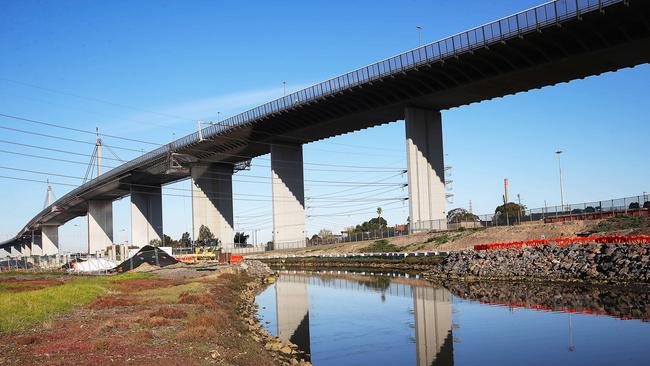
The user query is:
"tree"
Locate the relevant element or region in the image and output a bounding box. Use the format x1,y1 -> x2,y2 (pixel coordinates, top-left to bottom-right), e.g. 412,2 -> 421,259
353,216 -> 388,233
234,232 -> 249,246
494,202 -> 525,225
150,234 -> 177,247
197,225 -> 215,245
318,229 -> 333,239
447,208 -> 479,223
376,207 -> 383,228
179,232 -> 191,247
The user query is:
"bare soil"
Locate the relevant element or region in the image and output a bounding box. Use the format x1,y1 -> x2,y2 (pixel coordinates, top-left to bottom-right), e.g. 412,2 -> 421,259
251,220 -> 600,256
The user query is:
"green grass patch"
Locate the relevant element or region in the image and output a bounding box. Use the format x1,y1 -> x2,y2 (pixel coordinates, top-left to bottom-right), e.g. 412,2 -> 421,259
0,272 -> 155,333
426,234 -> 451,245
0,278 -> 107,333
137,281 -> 207,303
358,239 -> 400,253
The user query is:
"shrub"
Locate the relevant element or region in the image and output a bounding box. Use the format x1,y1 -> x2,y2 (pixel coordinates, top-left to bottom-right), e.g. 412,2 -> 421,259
358,239 -> 399,253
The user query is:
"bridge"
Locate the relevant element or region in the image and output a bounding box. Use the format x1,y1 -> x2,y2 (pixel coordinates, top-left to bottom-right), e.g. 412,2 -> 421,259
2,0 -> 650,255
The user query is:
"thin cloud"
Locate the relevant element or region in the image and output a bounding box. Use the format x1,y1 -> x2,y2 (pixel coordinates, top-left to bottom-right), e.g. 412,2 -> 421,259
110,84 -> 308,136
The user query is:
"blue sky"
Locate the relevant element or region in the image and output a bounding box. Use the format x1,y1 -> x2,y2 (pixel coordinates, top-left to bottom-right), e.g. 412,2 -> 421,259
1,0 -> 649,252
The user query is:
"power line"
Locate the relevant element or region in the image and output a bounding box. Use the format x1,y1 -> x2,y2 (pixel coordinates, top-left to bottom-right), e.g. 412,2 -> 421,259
0,113 -> 162,146
0,166 -> 408,203
0,139 -> 124,162
0,122 -> 404,171
0,174 -> 407,204
0,124 -> 145,153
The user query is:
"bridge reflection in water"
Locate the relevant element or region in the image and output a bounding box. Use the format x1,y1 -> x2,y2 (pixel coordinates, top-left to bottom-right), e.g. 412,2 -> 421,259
273,273 -> 453,366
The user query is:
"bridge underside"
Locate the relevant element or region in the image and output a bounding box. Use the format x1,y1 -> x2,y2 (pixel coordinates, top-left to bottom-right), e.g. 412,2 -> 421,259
184,1 -> 650,164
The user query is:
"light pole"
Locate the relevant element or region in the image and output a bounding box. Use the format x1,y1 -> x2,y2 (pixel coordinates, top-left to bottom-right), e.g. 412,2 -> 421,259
416,26 -> 423,46
282,81 -> 286,97
556,150 -> 565,212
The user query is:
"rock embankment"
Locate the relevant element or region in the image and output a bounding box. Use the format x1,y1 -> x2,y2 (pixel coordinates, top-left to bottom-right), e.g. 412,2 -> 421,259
425,243 -> 650,284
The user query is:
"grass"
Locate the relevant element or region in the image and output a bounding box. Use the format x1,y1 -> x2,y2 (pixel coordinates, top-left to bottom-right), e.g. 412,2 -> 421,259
591,215 -> 650,232
0,272 -> 153,333
426,234 -> 451,245
358,239 -> 400,253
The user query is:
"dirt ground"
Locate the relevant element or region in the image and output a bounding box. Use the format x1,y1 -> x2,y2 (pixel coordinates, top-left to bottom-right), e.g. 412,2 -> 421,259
0,268 -> 278,366
251,220 -> 602,257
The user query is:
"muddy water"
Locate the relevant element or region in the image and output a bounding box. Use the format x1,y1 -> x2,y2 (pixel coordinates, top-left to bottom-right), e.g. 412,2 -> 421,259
256,270 -> 650,366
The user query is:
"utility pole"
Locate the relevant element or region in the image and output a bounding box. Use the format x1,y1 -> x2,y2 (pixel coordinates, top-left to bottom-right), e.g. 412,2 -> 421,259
556,150 -> 565,212
503,194 -> 510,226
96,127 -> 102,176
469,200 -> 473,214
517,193 -> 522,224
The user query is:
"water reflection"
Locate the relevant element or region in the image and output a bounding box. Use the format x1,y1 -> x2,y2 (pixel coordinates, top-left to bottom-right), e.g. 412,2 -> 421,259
257,271 -> 650,366
275,279 -> 311,359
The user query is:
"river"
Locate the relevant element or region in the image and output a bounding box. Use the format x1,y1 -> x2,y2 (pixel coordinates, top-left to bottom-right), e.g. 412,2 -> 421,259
256,270 -> 650,366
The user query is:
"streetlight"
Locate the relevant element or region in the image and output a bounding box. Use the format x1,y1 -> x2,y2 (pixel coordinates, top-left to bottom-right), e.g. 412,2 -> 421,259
416,26 -> 423,46
282,81 -> 286,97
555,150 -> 565,212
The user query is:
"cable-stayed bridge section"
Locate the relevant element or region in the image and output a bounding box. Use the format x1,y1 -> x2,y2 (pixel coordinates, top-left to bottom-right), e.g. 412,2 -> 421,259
2,0 -> 650,255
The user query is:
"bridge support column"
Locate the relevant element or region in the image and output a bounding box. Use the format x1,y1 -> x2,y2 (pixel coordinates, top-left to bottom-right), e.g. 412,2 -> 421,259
88,200 -> 113,254
30,230 -> 42,256
271,144 -> 305,248
191,164 -> 234,249
21,242 -> 32,257
131,186 -> 163,247
405,107 -> 447,232
42,225 -> 59,255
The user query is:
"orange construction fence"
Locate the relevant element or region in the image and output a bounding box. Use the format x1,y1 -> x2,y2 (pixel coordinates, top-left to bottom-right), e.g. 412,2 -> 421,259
473,235 -> 650,251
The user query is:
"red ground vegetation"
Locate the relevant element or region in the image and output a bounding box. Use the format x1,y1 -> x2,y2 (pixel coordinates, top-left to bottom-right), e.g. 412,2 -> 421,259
0,272 -> 278,366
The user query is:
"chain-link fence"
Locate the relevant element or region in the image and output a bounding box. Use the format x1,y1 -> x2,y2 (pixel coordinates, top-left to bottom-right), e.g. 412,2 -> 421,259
415,193 -> 650,232
0,253 -> 111,273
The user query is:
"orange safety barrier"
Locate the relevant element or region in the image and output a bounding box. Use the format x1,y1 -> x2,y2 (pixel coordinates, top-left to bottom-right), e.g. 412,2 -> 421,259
473,235 -> 650,251
229,255 -> 244,264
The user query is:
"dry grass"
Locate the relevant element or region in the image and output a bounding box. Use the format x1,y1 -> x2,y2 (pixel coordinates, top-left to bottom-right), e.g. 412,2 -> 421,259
176,325 -> 219,341
0,270 -> 278,366
138,316 -> 171,328
150,307 -> 187,319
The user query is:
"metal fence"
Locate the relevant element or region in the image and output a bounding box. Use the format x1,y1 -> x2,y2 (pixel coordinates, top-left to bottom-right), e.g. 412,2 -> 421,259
414,193 -> 650,232
0,253 -> 107,272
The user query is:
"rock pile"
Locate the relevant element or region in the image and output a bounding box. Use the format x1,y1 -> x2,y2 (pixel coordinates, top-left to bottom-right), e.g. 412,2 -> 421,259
236,260 -> 275,277
425,243 -> 650,283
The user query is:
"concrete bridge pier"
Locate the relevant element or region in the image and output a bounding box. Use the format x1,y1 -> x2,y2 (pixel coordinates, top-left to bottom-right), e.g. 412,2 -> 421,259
21,242 -> 32,257
271,144 -> 306,248
131,186 -> 163,247
88,200 -> 114,254
405,107 -> 447,232
42,225 -> 60,255
191,164 -> 234,249
29,230 -> 42,256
